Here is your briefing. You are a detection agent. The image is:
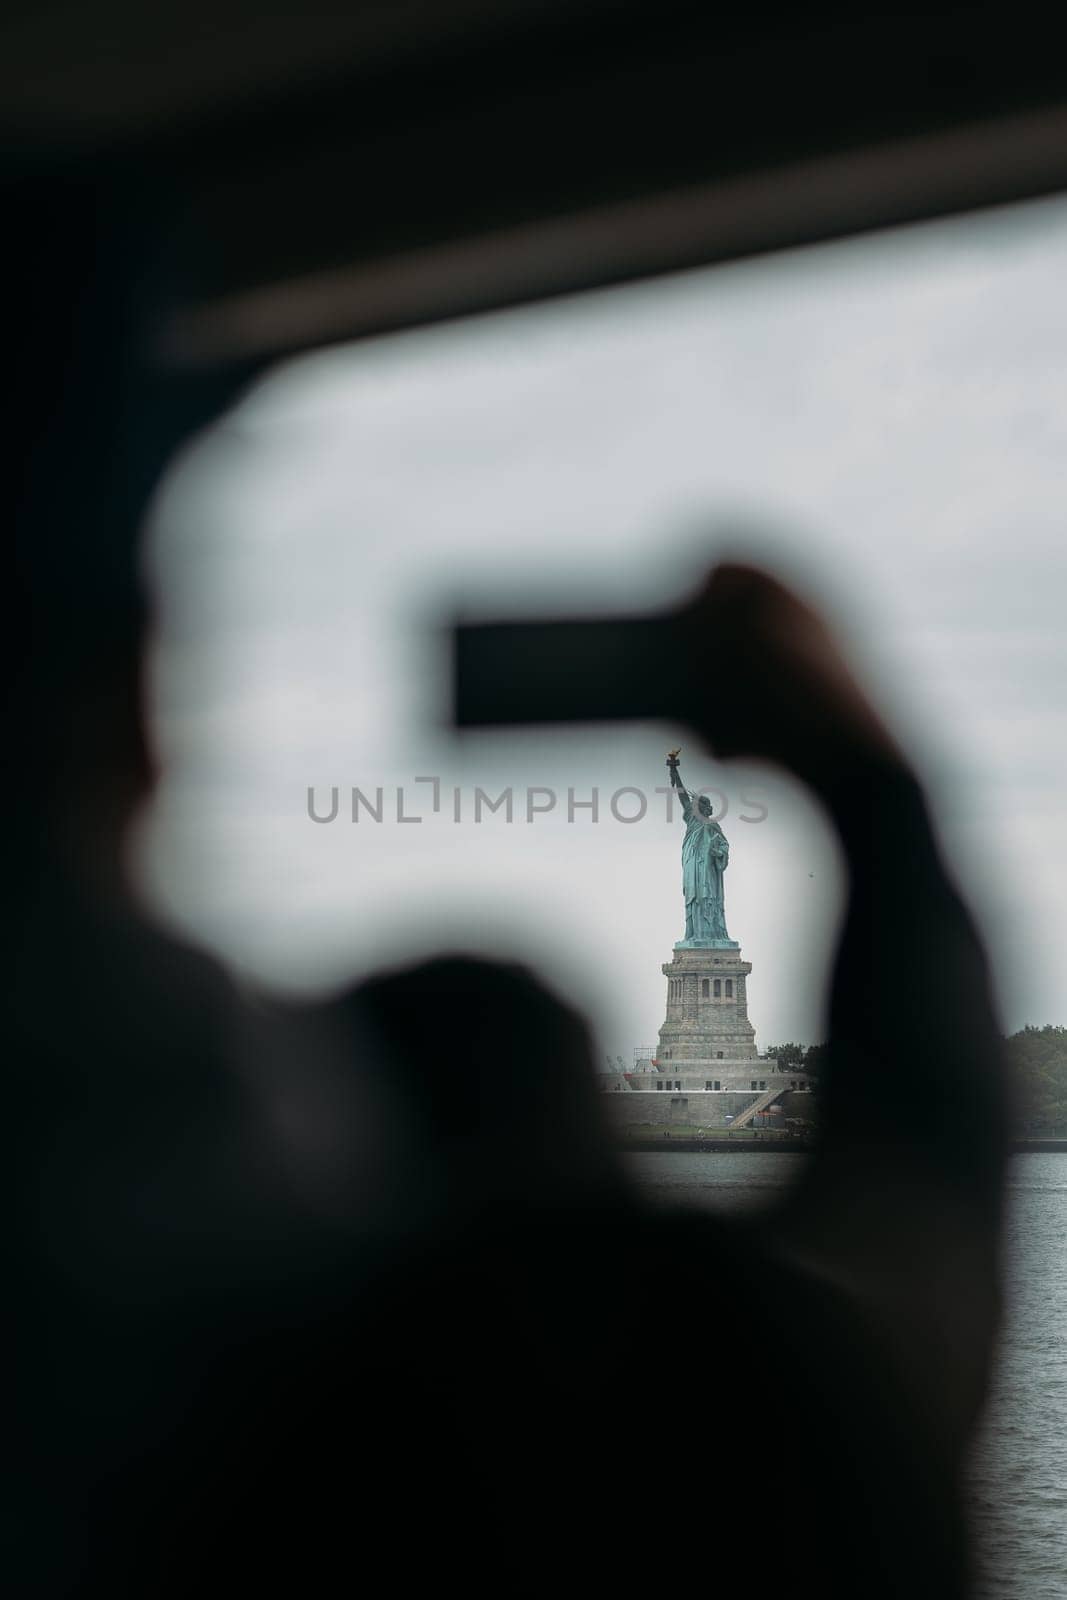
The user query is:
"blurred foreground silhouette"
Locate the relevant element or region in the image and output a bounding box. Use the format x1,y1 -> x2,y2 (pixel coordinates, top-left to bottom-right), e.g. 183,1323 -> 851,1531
12,474 -> 1007,1599
4,152 -> 1005,1600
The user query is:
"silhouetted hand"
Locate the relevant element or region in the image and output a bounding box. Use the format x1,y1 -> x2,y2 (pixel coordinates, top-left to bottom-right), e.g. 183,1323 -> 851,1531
678,563 -> 906,793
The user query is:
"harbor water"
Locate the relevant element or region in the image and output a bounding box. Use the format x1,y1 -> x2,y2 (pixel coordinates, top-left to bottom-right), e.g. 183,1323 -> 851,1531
625,1151 -> 1067,1600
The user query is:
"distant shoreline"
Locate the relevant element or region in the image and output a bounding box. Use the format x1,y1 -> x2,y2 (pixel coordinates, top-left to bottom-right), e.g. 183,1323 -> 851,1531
619,1137 -> 1067,1155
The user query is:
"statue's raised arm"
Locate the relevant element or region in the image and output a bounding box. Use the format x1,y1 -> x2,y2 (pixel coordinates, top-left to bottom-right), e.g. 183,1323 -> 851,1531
665,749 -> 694,819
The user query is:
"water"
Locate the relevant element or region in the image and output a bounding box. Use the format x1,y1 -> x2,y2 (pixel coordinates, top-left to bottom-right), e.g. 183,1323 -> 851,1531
971,1156 -> 1067,1600
625,1151 -> 1067,1599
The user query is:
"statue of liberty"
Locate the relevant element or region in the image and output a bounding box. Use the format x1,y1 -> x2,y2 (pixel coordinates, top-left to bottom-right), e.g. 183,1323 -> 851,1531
665,750 -> 737,948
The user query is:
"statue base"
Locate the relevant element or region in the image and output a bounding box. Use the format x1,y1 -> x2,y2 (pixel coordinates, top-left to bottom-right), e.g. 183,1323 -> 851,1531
657,944 -> 758,1063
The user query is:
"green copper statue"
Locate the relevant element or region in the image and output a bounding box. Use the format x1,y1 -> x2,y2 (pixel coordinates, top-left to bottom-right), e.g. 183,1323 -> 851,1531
666,750 -> 738,949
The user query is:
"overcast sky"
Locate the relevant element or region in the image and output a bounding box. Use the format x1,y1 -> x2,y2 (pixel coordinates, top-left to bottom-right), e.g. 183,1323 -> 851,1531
135,191 -> 1067,1062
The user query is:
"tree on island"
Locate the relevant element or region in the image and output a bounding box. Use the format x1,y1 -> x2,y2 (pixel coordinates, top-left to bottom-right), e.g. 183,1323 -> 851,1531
802,1042 -> 830,1075
764,1041 -> 826,1073
762,1028 -> 1067,1130
1006,1025 -> 1067,1134
764,1041 -> 804,1070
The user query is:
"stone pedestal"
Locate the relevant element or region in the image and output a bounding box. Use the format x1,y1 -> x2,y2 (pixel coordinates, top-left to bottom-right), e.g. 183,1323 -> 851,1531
657,945 -> 758,1063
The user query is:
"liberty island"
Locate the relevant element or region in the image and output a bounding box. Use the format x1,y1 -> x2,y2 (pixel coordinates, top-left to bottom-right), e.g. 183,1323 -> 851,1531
601,751 -> 813,1133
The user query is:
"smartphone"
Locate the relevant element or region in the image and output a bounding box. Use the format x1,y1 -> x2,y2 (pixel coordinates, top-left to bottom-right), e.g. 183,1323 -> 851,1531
451,611 -> 684,729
